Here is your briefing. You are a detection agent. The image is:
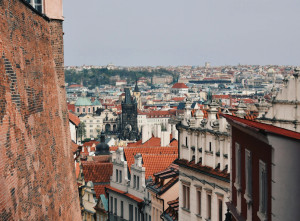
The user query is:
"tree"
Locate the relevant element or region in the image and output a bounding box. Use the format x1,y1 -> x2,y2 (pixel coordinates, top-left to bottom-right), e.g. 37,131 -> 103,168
77,122 -> 86,142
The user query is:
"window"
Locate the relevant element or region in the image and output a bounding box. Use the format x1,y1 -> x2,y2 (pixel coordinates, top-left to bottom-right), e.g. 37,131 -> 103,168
197,190 -> 201,216
90,120 -> 93,123
27,0 -> 43,13
114,198 -> 117,215
234,143 -> 241,190
110,197 -> 113,213
133,175 -> 136,188
83,108 -> 85,112
121,201 -> 124,218
129,204 -> 133,221
259,160 -> 267,217
186,137 -> 188,147
209,142 -> 212,152
135,207 -> 138,221
207,194 -> 211,220
182,184 -> 190,210
90,129 -> 93,132
88,108 -> 91,113
119,170 -> 122,183
90,125 -> 93,127
77,108 -> 80,113
116,169 -> 118,182
218,199 -> 223,221
137,176 -> 140,190
88,194 -> 90,202
245,149 -> 252,202
149,215 -> 151,221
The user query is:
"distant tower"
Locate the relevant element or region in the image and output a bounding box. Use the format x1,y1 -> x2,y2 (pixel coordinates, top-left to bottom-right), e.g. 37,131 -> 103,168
133,80 -> 142,110
205,62 -> 211,68
121,88 -> 139,140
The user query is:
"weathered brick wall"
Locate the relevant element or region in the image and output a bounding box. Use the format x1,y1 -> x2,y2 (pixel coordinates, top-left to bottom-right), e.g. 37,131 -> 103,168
0,1 -> 81,220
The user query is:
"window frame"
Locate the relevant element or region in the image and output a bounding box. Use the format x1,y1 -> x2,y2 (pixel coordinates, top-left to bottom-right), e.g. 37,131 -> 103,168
258,160 -> 268,220
234,142 -> 241,191
182,183 -> 190,210
244,149 -> 252,203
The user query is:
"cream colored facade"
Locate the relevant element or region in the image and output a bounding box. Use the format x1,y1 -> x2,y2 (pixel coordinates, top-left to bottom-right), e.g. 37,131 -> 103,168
108,148 -> 152,221
177,100 -> 231,221
258,70 -> 300,132
80,110 -> 119,139
82,181 -> 97,221
148,182 -> 179,221
44,0 -> 64,20
179,167 -> 229,221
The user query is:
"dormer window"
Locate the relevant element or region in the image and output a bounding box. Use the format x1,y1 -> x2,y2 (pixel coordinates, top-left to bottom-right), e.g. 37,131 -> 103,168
26,0 -> 43,13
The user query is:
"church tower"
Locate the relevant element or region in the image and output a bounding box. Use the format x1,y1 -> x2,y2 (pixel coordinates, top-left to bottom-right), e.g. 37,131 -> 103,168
133,81 -> 142,110
121,88 -> 139,140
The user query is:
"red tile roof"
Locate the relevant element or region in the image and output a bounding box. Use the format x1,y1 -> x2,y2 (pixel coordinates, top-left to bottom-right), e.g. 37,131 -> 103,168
174,159 -> 230,181
141,154 -> 178,179
94,184 -> 110,197
171,83 -> 188,89
124,146 -> 178,174
127,137 -> 177,148
81,161 -> 113,183
67,103 -> 75,112
68,84 -> 83,88
213,95 -> 230,99
69,111 -> 80,126
71,141 -> 80,153
106,186 -> 143,203
172,97 -> 186,102
223,114 -> 300,140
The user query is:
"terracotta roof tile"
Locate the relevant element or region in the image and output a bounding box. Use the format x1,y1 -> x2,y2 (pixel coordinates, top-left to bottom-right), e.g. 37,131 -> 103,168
124,147 -> 178,174
223,114 -> 300,140
174,159 -> 230,181
71,141 -> 80,153
81,161 -> 113,183
141,154 -> 178,179
94,184 -> 110,197
69,111 -> 80,126
106,186 -> 143,203
171,83 -> 188,89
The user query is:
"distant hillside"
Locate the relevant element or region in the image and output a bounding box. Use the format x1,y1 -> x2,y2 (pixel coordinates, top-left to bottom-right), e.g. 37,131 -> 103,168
65,68 -> 178,88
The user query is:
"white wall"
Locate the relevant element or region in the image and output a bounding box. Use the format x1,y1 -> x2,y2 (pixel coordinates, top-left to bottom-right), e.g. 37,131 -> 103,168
268,135 -> 300,221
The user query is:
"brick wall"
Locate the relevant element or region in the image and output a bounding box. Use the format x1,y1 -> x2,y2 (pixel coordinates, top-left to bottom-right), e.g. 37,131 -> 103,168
0,1 -> 81,220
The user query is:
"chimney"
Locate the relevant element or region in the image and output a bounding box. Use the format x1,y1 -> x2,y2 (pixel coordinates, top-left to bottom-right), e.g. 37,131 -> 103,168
161,131 -> 170,147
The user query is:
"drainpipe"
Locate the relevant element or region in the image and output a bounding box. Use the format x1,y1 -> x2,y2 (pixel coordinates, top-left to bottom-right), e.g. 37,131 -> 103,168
156,193 -> 165,221
105,188 -> 110,221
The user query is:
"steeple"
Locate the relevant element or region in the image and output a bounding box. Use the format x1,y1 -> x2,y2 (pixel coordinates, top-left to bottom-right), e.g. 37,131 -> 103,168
134,80 -> 140,92
124,88 -> 132,104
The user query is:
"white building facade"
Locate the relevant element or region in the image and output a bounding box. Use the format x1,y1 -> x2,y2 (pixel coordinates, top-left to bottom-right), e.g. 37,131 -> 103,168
175,100 -> 231,221
106,148 -> 152,221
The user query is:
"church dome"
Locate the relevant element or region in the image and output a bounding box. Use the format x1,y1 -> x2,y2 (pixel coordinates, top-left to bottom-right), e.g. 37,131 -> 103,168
95,132 -> 110,155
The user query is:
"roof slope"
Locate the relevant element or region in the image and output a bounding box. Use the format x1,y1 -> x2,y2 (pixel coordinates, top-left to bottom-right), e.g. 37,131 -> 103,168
223,114 -> 300,140
124,146 -> 178,174
172,83 -> 188,89
81,161 -> 113,183
142,154 -> 178,179
69,112 -> 80,126
75,97 -> 92,106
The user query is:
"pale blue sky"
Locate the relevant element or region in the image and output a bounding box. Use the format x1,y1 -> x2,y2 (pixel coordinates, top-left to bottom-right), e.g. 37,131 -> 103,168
63,0 -> 300,66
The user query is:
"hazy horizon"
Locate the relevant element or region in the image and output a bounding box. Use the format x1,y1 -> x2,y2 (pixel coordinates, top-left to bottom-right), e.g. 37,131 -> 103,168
63,0 -> 300,67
